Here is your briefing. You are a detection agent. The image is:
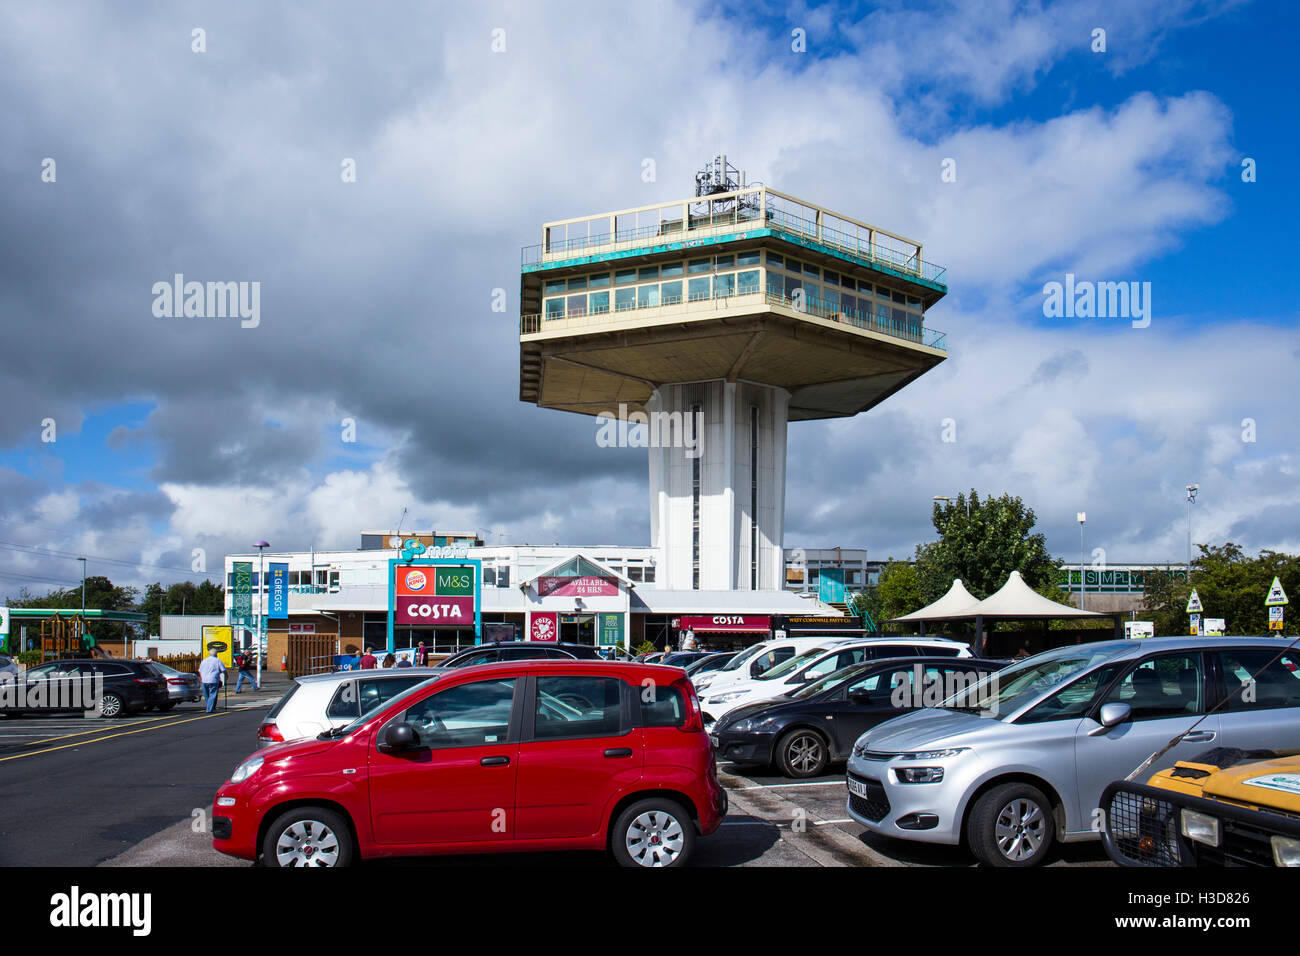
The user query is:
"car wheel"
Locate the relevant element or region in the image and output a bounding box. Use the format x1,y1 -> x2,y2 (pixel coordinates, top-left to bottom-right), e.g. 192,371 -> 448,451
610,798 -> 695,868
97,693 -> 125,718
777,728 -> 829,778
967,783 -> 1055,867
262,807 -> 353,868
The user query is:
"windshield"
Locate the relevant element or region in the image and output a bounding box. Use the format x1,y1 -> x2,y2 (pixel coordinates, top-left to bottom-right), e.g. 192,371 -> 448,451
333,676 -> 440,735
755,648 -> 828,681
788,663 -> 866,700
941,646 -> 1118,718
719,644 -> 766,672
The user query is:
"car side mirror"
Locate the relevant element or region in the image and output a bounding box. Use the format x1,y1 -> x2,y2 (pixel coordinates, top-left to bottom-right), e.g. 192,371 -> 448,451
379,721 -> 419,752
1089,702 -> 1132,736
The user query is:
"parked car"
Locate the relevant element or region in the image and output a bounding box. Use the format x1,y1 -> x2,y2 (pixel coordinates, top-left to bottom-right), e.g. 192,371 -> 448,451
214,661 -> 726,867
1101,747 -> 1300,867
692,636 -> 862,695
701,638 -> 972,727
659,651 -> 713,669
438,641 -> 602,667
257,669 -> 441,747
0,655 -> 19,682
845,636 -> 1300,867
712,657 -> 1008,777
148,661 -> 201,710
684,651 -> 739,679
0,658 -> 168,718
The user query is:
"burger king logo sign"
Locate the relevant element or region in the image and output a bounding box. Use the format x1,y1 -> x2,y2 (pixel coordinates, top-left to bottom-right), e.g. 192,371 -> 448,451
404,570 -> 428,592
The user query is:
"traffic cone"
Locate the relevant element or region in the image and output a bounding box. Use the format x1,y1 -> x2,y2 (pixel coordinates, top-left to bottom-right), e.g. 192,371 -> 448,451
280,654 -> 287,672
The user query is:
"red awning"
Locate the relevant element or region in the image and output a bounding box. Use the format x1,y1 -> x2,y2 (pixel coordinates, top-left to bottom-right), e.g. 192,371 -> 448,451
678,615 -> 770,633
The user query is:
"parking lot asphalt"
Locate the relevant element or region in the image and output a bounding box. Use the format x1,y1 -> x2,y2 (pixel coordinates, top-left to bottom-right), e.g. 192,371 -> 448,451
719,762 -> 1111,867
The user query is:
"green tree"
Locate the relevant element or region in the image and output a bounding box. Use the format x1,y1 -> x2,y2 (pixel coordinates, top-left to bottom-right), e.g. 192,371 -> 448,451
877,560 -> 924,622
1142,543 -> 1299,636
915,491 -> 1057,603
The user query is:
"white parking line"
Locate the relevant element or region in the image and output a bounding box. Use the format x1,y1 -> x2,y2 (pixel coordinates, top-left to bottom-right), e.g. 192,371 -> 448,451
727,780 -> 846,791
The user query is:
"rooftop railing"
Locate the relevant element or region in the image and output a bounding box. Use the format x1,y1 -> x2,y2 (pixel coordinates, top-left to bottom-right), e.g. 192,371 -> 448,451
520,288 -> 947,352
521,186 -> 947,288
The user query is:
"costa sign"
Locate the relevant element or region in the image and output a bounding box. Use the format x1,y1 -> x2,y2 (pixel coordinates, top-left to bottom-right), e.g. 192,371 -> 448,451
679,615 -> 770,633
394,564 -> 477,627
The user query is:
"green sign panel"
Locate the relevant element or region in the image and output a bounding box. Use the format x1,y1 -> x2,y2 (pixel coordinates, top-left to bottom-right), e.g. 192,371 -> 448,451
435,567 -> 474,596
598,612 -> 624,647
232,561 -> 253,625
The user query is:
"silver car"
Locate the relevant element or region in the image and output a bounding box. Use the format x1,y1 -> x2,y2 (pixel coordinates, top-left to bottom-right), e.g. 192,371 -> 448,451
845,636 -> 1300,867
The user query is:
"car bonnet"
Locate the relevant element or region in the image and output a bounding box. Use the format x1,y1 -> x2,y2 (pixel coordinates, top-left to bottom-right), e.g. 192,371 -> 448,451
858,706 -> 994,753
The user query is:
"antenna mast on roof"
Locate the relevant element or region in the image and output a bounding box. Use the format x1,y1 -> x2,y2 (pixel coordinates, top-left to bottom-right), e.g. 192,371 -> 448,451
692,154 -> 757,221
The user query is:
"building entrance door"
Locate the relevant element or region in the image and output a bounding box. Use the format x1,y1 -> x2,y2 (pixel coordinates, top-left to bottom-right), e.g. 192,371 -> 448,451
560,615 -> 595,645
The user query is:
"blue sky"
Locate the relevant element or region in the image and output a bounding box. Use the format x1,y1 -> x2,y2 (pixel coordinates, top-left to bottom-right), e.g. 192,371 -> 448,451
0,0 -> 1296,595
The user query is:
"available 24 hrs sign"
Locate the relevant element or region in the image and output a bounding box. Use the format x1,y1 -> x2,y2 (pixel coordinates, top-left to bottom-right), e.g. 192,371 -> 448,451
394,565 -> 475,625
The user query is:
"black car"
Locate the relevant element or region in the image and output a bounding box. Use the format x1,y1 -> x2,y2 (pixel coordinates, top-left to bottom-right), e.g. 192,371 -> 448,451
438,641 -> 603,668
0,658 -> 169,718
684,651 -> 739,679
710,656 -> 1008,778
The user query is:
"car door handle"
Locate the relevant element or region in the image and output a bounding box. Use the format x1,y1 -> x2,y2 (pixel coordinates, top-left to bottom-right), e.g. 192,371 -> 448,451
604,748 -> 633,758
480,755 -> 511,767
1183,731 -> 1216,743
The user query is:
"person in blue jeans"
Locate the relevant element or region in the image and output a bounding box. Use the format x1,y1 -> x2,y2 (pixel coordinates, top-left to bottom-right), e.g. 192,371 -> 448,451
234,652 -> 260,693
198,649 -> 225,713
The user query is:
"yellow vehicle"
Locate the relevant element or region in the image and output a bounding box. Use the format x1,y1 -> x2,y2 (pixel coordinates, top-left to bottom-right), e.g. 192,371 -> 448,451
1101,747 -> 1300,866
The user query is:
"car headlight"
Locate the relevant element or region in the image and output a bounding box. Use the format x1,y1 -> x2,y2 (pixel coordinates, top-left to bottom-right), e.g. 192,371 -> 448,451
728,719 -> 757,735
898,748 -> 968,761
896,767 -> 945,784
1180,809 -> 1220,847
694,676 -> 715,690
230,756 -> 264,784
709,690 -> 750,704
1272,835 -> 1300,867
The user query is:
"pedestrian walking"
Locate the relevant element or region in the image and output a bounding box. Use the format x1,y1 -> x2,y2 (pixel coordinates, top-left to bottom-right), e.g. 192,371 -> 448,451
234,650 -> 260,693
414,641 -> 428,666
359,646 -> 378,670
198,648 -> 225,713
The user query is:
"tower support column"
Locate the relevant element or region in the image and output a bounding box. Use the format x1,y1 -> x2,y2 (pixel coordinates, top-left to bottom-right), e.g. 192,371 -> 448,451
648,381 -> 788,591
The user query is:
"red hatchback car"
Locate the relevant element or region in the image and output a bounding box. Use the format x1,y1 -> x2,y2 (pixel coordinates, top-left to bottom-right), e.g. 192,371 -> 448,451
212,661 -> 726,867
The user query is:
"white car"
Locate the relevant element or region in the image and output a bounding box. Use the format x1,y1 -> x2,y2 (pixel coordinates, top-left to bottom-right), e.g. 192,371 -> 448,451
692,636 -> 860,696
256,668 -> 441,747
701,638 -> 972,727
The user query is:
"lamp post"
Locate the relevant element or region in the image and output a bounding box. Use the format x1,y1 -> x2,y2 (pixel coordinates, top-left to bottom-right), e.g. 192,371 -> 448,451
1185,484 -> 1198,575
933,494 -> 971,518
1076,513 -> 1087,610
79,557 -> 87,653
254,540 -> 269,688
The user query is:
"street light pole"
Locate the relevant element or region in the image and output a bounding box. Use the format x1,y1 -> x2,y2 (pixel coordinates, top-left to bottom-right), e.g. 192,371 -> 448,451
1077,513 -> 1086,611
79,557 -> 86,652
1185,485 -> 1198,576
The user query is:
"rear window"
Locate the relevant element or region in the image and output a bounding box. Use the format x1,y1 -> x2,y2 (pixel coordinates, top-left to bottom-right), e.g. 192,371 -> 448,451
913,645 -> 962,657
266,683 -> 302,719
639,683 -> 686,728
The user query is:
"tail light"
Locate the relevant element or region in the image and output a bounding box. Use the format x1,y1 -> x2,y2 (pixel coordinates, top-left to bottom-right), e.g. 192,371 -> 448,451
167,678 -> 187,686
257,722 -> 284,743
676,678 -> 704,733
133,677 -> 158,685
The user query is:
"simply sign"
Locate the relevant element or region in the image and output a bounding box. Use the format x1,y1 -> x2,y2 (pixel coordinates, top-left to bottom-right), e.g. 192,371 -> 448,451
1185,589 -> 1203,614
1266,576 -> 1289,606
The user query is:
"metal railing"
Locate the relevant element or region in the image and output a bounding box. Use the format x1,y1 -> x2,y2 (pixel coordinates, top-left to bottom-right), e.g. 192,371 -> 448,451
520,289 -> 947,351
522,198 -> 947,287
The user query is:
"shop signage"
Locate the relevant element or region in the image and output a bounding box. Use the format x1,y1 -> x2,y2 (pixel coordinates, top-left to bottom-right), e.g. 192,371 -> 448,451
599,612 -> 624,647
536,575 -> 619,597
395,565 -> 477,626
231,562 -> 253,625
288,622 -> 316,634
678,615 -> 770,633
268,563 -> 288,620
530,612 -> 559,643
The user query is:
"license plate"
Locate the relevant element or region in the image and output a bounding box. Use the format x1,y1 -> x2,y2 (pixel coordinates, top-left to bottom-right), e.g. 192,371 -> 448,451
709,735 -> 719,748
847,777 -> 869,798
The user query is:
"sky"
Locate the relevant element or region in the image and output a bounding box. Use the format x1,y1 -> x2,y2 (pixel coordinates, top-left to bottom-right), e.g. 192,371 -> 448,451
1,0 -> 1296,597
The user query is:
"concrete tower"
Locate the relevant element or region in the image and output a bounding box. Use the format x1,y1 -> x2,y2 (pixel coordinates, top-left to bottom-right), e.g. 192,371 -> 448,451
519,157 -> 948,591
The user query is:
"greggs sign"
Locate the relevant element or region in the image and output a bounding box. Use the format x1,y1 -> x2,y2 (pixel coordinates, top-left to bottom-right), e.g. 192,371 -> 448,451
395,565 -> 476,626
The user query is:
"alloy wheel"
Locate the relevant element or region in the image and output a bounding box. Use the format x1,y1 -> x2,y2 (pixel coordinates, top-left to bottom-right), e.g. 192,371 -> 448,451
994,798 -> 1046,861
275,819 -> 342,867
624,810 -> 686,867
786,734 -> 823,774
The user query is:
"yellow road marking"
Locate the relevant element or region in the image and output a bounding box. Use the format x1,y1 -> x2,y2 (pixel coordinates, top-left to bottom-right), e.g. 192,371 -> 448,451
0,710 -> 232,763
19,712 -> 180,746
